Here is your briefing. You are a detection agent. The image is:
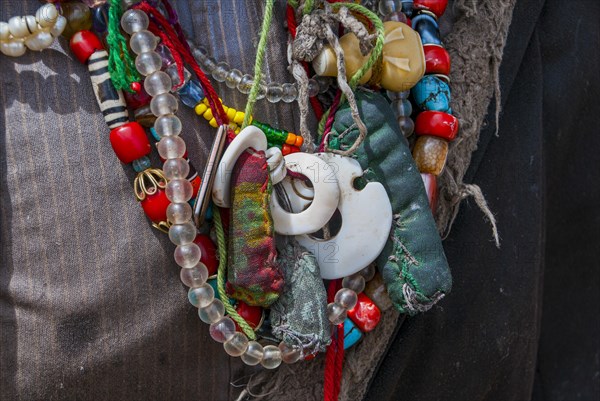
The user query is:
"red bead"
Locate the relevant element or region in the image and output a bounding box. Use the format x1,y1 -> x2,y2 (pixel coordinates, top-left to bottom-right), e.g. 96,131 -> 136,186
415,111 -> 459,141
189,175 -> 201,199
424,44 -> 451,75
124,83 -> 151,109
414,0 -> 448,18
347,293 -> 381,333
421,173 -> 438,213
140,189 -> 170,223
234,301 -> 264,331
130,82 -> 141,93
69,30 -> 104,64
109,122 -> 151,164
193,234 -> 218,276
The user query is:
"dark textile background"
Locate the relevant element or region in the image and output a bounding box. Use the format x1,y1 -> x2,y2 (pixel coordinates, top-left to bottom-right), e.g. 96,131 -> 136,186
1,1 -> 598,401
366,1 -> 600,400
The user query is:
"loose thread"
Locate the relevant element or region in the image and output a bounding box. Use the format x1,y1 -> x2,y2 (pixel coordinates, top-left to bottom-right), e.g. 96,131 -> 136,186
214,208 -> 257,340
106,0 -> 139,91
287,4 -> 325,122
242,0 -> 275,129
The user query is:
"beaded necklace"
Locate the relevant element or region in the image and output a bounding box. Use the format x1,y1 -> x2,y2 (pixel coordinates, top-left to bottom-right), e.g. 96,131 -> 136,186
1,0 -> 456,398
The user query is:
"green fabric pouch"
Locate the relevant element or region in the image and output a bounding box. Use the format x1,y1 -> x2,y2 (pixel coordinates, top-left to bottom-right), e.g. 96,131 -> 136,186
270,240 -> 331,353
329,90 -> 452,314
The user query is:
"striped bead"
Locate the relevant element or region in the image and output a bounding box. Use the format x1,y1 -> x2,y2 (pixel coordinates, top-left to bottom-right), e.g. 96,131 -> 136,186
87,49 -> 129,128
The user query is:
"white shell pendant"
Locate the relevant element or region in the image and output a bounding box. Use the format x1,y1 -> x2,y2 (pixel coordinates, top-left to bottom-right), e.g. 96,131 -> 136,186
270,152 -> 340,236
296,153 -> 393,280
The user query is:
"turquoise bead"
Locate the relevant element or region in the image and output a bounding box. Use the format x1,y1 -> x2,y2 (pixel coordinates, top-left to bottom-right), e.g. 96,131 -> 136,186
343,318 -> 363,349
149,127 -> 161,142
411,75 -> 451,112
412,13 -> 441,45
208,278 -> 236,305
132,156 -> 151,172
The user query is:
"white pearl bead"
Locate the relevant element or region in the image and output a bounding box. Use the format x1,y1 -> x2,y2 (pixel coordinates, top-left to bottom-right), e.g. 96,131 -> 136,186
0,40 -> 26,57
0,22 -> 10,41
25,30 -> 53,51
50,16 -> 67,38
36,4 -> 59,28
8,16 -> 29,38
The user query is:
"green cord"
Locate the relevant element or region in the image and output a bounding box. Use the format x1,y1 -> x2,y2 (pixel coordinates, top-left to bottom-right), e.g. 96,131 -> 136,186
328,2 -> 385,89
241,0 -> 275,129
303,0 -> 314,15
107,0 -> 140,91
213,207 -> 257,340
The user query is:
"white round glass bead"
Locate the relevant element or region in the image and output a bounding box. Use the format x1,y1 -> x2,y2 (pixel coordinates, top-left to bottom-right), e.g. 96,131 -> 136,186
224,332 -> 249,357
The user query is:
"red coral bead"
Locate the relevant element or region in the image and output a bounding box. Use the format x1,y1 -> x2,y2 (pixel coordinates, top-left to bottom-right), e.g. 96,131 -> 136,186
415,111 -> 459,141
234,301 -> 264,331
347,293 -> 381,333
69,30 -> 104,64
414,0 -> 448,18
423,44 -> 451,75
109,122 -> 151,164
140,189 -> 170,223
193,234 -> 218,276
421,173 -> 438,213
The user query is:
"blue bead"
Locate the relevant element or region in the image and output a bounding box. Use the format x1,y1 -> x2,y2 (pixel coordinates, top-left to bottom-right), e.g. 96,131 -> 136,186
343,318 -> 363,349
411,75 -> 451,112
205,202 -> 213,221
132,156 -> 152,172
412,13 -> 441,45
149,127 -> 161,142
92,4 -> 109,34
177,80 -> 205,108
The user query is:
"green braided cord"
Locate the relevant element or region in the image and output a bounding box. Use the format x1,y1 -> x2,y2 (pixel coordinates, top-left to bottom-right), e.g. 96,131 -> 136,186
317,106 -> 330,139
303,0 -> 315,15
328,2 -> 385,89
213,207 -> 257,340
107,0 -> 140,91
241,0 -> 275,129
287,0 -> 299,7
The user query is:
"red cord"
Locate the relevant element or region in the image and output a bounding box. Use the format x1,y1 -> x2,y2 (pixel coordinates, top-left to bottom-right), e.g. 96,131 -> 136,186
324,280 -> 344,401
134,3 -> 228,126
318,89 -> 342,152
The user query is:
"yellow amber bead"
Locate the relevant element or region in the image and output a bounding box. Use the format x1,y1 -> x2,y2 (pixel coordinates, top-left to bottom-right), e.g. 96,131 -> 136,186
209,118 -> 218,128
285,133 -> 296,145
195,103 -> 207,116
412,135 -> 448,176
233,111 -> 245,125
203,108 -> 214,121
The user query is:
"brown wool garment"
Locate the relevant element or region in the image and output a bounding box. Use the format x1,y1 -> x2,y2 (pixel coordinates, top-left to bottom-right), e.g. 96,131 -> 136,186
0,1 -> 515,400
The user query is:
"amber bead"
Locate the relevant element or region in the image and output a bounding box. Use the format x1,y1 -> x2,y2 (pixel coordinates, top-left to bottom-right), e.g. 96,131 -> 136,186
61,2 -> 93,39
134,104 -> 157,127
364,272 -> 393,312
412,135 -> 448,176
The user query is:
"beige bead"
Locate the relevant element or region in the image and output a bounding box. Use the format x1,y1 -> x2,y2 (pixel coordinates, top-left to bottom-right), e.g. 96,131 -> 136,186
312,21 -> 425,92
8,16 -> 30,38
25,30 -> 53,51
50,16 -> 67,38
0,40 -> 26,57
36,4 -> 59,29
412,135 -> 448,176
0,22 -> 10,41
